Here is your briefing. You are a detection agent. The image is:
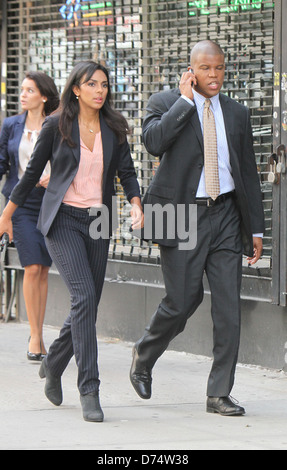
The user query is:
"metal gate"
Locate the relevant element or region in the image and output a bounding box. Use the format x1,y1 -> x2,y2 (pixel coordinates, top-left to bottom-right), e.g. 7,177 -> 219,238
1,0 -> 284,304
270,0 -> 287,306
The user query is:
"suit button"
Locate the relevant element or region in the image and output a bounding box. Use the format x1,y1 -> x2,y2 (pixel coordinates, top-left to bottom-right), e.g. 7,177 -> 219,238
177,113 -> 186,121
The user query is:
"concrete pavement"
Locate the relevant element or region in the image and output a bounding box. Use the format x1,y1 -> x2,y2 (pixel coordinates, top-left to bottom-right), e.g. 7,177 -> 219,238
0,321 -> 287,450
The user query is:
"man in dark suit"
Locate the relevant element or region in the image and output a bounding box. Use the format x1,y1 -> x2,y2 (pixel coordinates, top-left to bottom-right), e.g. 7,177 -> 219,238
130,40 -> 265,416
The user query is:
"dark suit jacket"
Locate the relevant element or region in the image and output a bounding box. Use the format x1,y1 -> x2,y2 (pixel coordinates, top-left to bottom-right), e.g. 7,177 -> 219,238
0,112 -> 27,198
10,112 -> 141,237
0,112 -> 46,209
141,89 -> 265,257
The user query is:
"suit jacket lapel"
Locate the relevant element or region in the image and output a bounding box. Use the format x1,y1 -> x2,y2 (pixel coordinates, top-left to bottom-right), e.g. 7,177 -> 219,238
71,117 -> 80,163
15,112 -> 27,133
172,89 -> 204,152
190,93 -> 235,154
188,93 -> 237,155
219,94 -> 235,147
189,110 -> 204,152
100,112 -> 113,189
11,113 -> 27,173
219,94 -> 237,170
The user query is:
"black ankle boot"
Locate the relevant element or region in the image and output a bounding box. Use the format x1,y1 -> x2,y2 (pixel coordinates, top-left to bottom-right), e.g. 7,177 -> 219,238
80,392 -> 104,422
39,358 -> 63,407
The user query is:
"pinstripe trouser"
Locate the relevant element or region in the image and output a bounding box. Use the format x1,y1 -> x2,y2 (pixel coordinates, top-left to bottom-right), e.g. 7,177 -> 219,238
44,204 -> 110,395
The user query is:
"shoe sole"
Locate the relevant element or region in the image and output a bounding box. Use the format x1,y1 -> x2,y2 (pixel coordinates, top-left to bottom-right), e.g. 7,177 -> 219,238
207,407 -> 245,416
83,415 -> 104,423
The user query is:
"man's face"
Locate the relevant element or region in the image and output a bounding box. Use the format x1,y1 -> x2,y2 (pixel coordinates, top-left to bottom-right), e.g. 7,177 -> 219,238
189,52 -> 225,98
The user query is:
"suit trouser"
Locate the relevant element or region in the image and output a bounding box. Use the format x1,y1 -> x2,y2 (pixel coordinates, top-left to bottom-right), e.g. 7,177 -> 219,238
44,205 -> 109,395
136,196 -> 243,397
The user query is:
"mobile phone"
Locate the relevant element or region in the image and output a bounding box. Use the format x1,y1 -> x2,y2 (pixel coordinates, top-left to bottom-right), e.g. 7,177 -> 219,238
189,68 -> 194,86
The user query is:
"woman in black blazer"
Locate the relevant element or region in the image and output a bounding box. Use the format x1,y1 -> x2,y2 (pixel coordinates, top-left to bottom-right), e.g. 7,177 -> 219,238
0,71 -> 59,360
0,61 -> 143,422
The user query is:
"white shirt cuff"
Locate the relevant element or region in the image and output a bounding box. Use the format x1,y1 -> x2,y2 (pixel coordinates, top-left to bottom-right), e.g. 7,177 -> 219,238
180,95 -> 195,106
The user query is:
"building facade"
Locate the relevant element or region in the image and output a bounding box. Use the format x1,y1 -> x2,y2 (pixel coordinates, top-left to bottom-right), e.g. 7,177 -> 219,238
1,0 -> 287,369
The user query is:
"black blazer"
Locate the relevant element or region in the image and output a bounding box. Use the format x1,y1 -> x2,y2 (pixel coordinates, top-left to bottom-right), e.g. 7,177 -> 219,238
141,89 -> 265,257
10,113 -> 141,236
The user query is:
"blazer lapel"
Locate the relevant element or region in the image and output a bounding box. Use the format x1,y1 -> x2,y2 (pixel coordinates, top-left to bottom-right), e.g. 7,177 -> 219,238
71,117 -> 80,163
11,113 -> 27,173
16,112 -> 27,132
219,94 -> 238,170
100,113 -> 114,188
187,94 -> 236,157
219,94 -> 235,148
189,110 -> 204,152
173,89 -> 204,152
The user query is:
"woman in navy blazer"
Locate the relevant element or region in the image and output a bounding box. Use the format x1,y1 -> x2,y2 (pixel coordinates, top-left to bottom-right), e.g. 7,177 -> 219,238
0,61 -> 143,422
0,71 -> 59,360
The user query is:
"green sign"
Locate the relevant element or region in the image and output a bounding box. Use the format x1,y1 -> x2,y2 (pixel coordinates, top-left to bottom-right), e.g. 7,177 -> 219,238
188,0 -> 274,16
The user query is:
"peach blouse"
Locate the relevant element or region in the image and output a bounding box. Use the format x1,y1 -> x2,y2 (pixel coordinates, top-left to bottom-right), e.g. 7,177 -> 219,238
63,132 -> 104,208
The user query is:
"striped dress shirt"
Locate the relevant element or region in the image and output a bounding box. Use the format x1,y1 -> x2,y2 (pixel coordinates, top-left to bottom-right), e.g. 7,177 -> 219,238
181,91 -> 263,238
183,89 -> 235,198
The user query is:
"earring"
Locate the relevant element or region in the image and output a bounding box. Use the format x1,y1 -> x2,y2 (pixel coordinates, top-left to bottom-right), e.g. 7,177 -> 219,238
43,99 -> 47,103
75,95 -> 79,100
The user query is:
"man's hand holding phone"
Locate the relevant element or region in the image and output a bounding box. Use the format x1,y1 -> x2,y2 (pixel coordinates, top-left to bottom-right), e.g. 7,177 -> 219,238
179,68 -> 197,101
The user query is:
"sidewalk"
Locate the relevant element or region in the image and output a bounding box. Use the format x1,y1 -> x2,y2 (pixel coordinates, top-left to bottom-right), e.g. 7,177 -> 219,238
0,321 -> 287,450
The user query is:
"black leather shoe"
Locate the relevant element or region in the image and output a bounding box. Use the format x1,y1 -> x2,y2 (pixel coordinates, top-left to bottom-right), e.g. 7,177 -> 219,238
39,358 -> 63,407
130,346 -> 152,400
27,337 -> 42,362
206,396 -> 245,416
80,392 -> 104,422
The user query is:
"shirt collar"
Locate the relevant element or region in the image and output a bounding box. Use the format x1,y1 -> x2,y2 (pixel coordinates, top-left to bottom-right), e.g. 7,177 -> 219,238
193,89 -> 220,112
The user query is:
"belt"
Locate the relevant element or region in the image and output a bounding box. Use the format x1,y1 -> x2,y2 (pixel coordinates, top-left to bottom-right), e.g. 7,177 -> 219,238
195,191 -> 235,207
61,203 -> 101,216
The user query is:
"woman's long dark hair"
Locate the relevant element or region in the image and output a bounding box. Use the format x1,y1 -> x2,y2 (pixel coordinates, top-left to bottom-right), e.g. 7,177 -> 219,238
57,61 -> 130,147
25,71 -> 59,116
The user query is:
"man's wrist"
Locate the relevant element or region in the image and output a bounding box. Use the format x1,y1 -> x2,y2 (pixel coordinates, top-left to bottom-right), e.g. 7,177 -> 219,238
180,95 -> 195,106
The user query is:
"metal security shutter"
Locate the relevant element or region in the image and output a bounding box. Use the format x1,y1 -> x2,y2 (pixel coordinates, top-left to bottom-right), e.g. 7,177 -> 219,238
140,0 -> 274,268
4,0 -> 274,270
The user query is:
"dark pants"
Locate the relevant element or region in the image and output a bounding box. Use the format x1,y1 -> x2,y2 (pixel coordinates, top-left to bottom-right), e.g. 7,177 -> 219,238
136,196 -> 243,397
44,205 -> 109,395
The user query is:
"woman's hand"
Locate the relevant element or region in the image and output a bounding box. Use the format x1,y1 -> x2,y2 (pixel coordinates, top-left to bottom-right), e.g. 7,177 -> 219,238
0,201 -> 19,242
0,214 -> 13,242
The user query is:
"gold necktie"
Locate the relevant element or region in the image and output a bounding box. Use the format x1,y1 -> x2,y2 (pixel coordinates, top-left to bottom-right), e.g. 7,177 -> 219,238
203,99 -> 220,201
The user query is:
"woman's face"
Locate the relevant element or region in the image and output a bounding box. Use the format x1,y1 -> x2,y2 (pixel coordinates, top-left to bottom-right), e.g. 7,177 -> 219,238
73,69 -> 109,112
20,78 -> 46,112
